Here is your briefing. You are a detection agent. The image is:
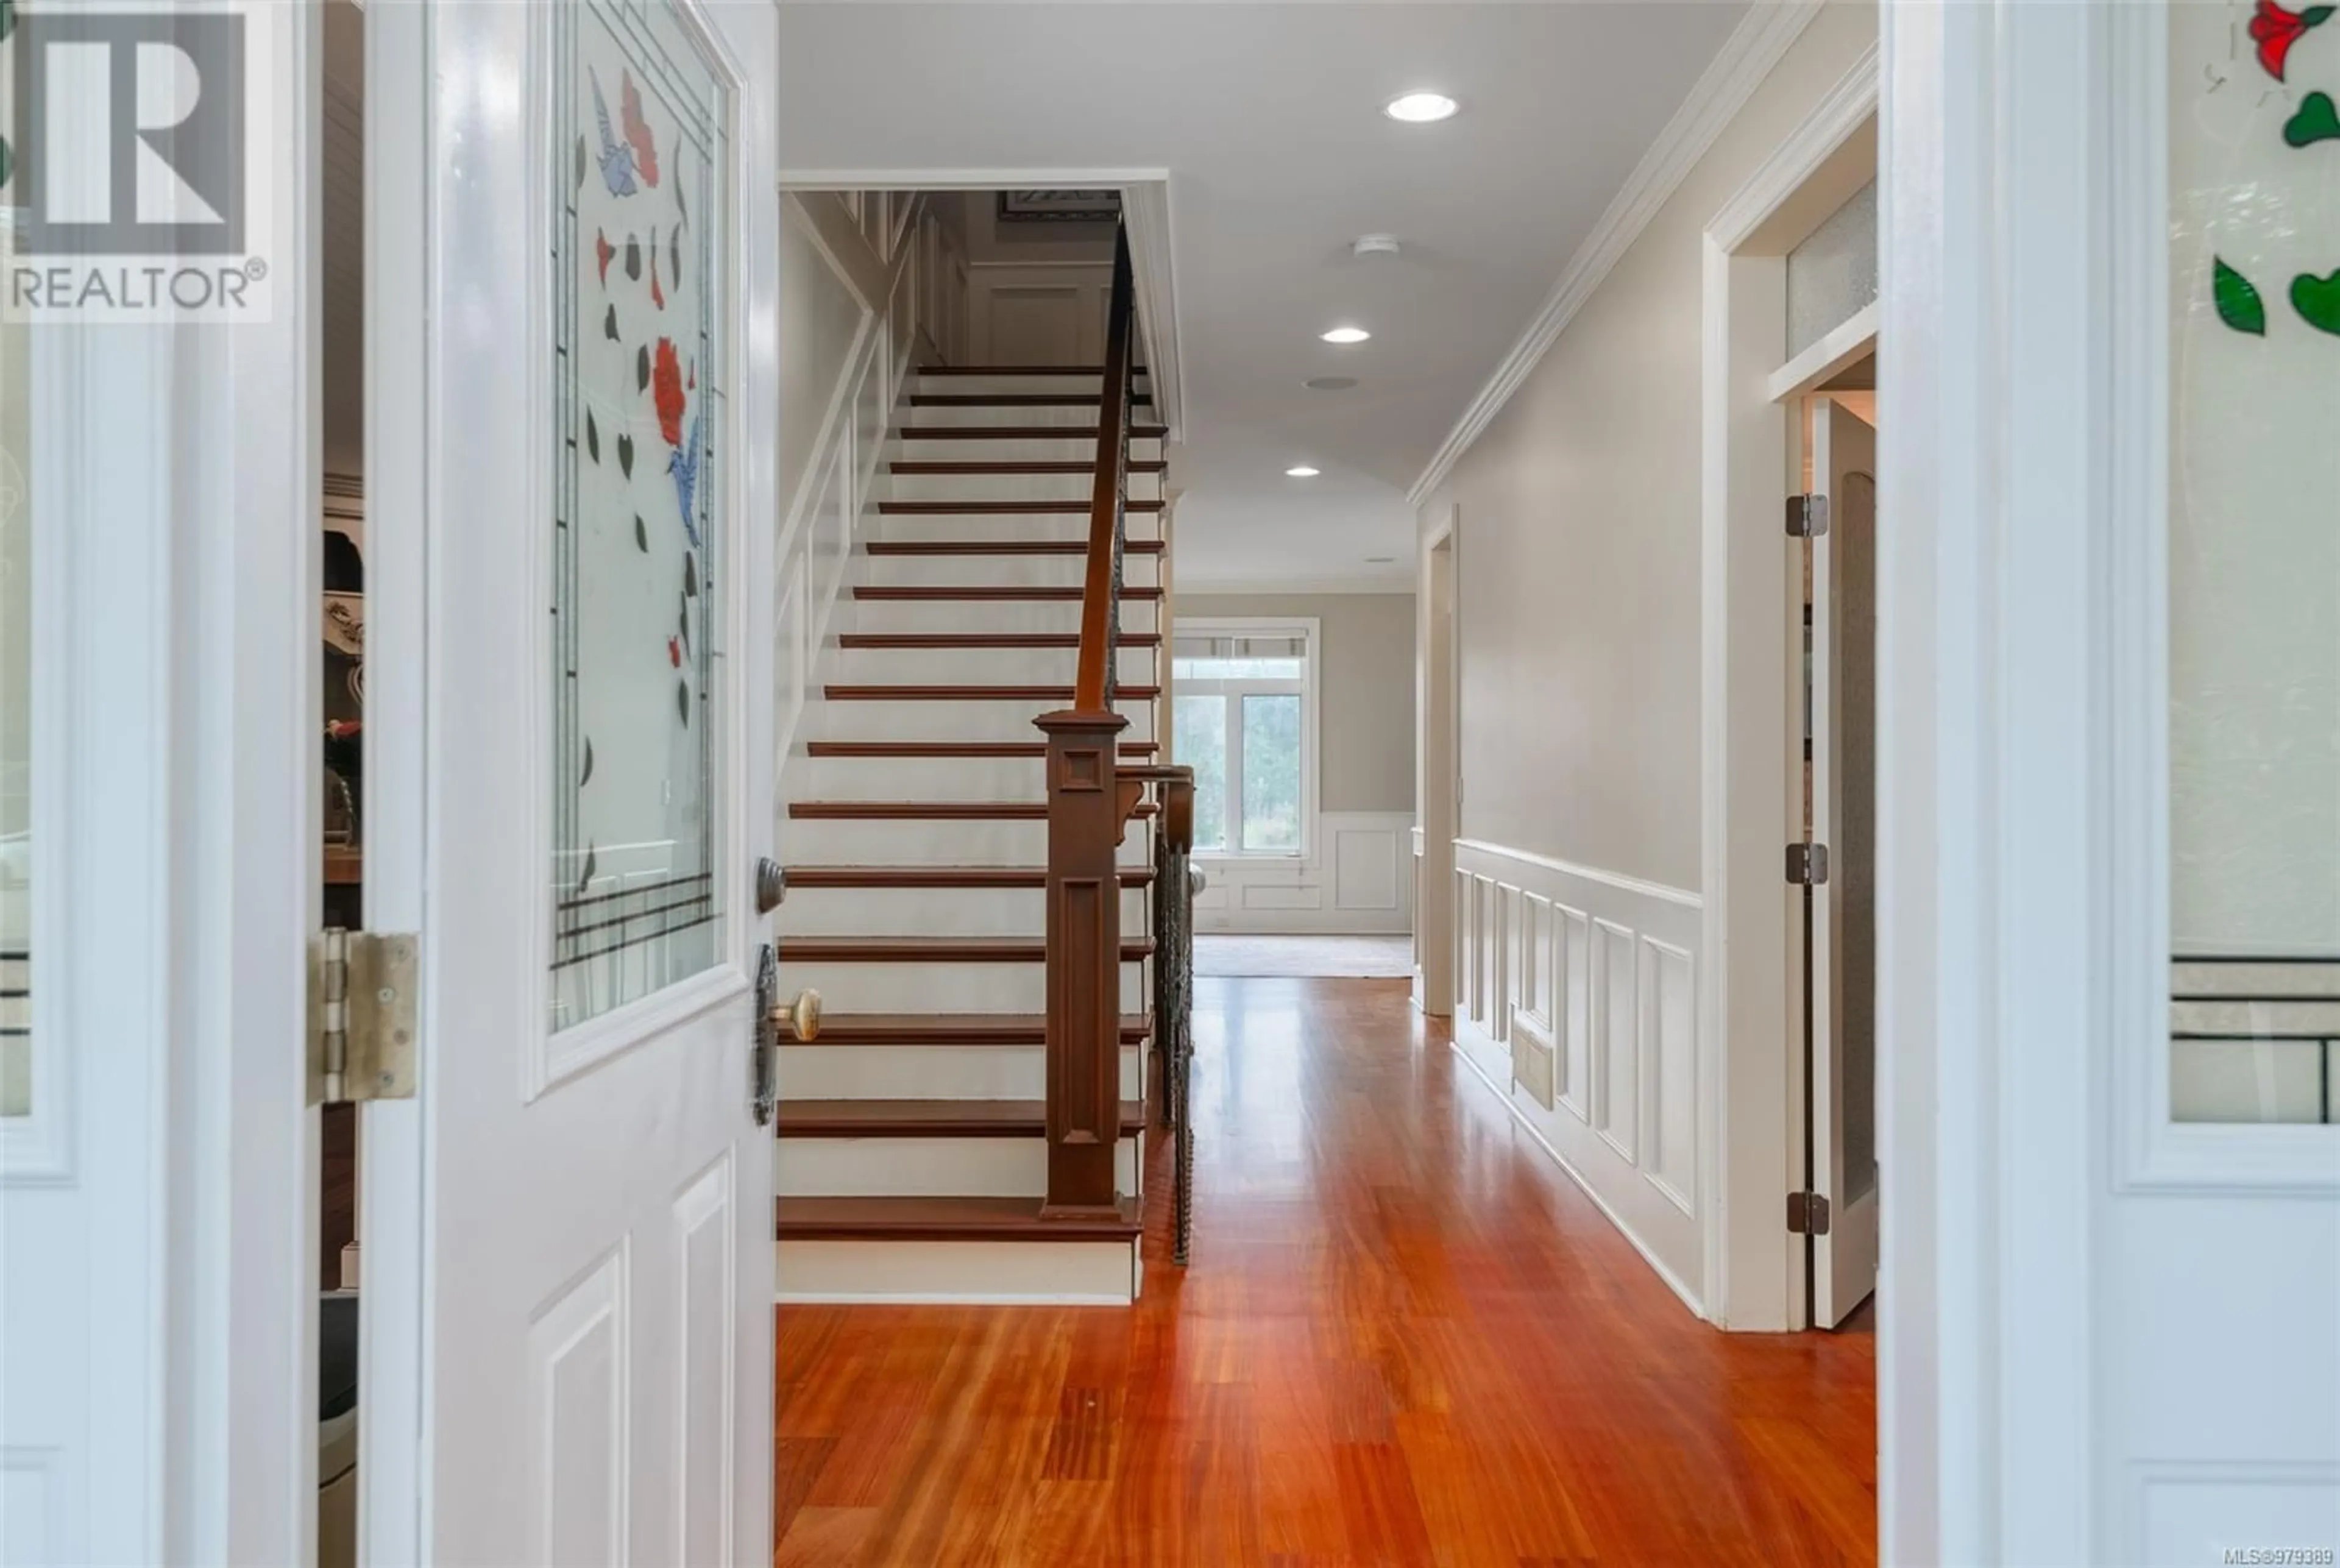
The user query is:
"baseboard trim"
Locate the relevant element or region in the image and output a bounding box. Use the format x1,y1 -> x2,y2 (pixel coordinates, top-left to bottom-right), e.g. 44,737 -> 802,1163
776,1291 -> 1133,1307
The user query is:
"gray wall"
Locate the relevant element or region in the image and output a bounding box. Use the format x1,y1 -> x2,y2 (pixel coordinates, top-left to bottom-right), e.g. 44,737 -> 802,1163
1177,592 -> 1416,815
1416,0 -> 1877,890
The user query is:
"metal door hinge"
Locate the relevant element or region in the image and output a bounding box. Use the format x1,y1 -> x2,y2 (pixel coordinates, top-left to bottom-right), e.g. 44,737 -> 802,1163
1786,494 -> 1829,537
308,929 -> 419,1107
1786,842 -> 1831,886
1786,1191 -> 1832,1236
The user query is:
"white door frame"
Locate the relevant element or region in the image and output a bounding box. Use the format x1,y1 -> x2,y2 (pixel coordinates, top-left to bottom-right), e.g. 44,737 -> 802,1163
1698,44 -> 1878,1333
1871,2 -> 2282,1558
1413,508 -> 1458,1017
1,4 -> 322,1561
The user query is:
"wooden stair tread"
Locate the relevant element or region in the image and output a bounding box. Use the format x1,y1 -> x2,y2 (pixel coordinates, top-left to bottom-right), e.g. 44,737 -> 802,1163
784,865 -> 1154,889
788,799 -> 1158,820
899,424 -> 1168,441
916,364 -> 1111,377
866,539 -> 1166,556
837,631 -> 1160,650
784,936 -> 1154,962
806,740 -> 1158,758
892,460 -> 1168,475
909,393 -> 1154,408
878,499 -> 1166,515
775,1194 -> 1141,1243
801,1012 -> 1150,1045
853,585 -> 1163,601
823,683 -> 1161,701
775,1099 -> 1147,1137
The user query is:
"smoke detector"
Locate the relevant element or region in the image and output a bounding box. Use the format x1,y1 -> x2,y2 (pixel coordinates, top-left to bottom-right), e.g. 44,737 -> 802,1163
1352,234 -> 1402,259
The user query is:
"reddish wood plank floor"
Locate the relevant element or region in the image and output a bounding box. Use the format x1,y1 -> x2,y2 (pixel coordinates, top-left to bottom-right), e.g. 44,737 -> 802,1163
775,976 -> 1877,1566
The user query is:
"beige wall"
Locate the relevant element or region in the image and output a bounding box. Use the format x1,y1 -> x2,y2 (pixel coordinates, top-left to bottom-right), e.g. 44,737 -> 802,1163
778,193 -> 873,508
1177,592 -> 1416,815
1418,0 -> 1877,890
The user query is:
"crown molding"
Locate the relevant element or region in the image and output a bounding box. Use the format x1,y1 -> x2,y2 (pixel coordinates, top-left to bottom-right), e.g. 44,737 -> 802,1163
1405,0 -> 1827,509
1119,180 -> 1185,446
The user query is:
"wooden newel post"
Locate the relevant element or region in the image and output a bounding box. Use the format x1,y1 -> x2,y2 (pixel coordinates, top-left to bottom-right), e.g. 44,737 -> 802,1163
1037,706 -> 1132,1219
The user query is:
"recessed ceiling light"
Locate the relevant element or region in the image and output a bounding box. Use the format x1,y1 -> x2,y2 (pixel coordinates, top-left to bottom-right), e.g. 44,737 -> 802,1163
1320,326 -> 1371,344
1304,375 -> 1359,391
1384,91 -> 1458,124
1285,466 -> 1322,478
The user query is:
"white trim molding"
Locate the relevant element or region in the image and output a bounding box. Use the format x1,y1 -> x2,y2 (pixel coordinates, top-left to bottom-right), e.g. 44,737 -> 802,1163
1447,840 -> 1707,1318
1406,0 -> 1828,507
1697,43 -> 1879,1337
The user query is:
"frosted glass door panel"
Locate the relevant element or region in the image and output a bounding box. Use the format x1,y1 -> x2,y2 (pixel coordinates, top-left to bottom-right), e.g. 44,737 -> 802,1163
550,0 -> 729,1031
2168,1 -> 2340,1123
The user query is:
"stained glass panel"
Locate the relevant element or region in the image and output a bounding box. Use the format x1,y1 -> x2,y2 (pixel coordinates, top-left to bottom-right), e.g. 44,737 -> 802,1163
2168,0 -> 2340,1123
550,0 -> 729,1031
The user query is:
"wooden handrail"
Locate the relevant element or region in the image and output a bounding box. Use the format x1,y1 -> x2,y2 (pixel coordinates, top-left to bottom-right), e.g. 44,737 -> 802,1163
1072,224 -> 1137,713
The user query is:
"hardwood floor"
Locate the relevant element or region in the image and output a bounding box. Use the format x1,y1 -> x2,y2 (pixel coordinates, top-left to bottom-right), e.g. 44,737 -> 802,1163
774,976 -> 1876,1566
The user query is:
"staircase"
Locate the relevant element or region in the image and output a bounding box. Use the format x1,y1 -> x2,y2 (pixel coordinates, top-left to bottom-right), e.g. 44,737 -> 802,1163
772,357 -> 1172,1304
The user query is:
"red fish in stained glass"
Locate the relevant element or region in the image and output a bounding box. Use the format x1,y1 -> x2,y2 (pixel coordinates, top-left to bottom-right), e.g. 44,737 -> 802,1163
595,229 -> 614,285
620,73 -> 662,188
653,338 -> 685,449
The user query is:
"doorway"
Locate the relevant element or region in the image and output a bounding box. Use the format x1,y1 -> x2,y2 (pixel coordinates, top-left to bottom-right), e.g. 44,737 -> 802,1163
1413,513 -> 1458,1016
1789,367 -> 1878,1329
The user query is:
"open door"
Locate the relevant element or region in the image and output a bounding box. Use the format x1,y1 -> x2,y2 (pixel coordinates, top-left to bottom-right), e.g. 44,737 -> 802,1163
1809,396 -> 1878,1327
361,2 -> 780,1559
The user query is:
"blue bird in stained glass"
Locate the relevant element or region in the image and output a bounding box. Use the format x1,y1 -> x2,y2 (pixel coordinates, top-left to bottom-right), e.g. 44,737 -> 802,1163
668,411 -> 704,550
588,69 -> 640,197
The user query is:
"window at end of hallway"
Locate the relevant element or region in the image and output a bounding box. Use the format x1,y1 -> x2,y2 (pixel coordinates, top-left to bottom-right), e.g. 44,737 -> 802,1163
1172,624 -> 1313,859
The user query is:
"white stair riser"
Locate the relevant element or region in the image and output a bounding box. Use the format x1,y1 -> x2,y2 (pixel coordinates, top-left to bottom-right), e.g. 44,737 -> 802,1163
866,553 -> 1160,591
780,1043 -> 1143,1101
779,885 -> 1149,938
775,1238 -> 1138,1305
781,815 -> 1153,867
809,700 -> 1157,745
874,513 -> 1163,546
909,403 -> 1134,430
775,1132 -> 1140,1197
915,373 -> 1116,397
791,753 -> 1048,801
885,472 -> 1163,506
897,435 -> 1163,466
849,600 -> 1160,637
777,960 -> 1147,1015
831,645 -> 1152,689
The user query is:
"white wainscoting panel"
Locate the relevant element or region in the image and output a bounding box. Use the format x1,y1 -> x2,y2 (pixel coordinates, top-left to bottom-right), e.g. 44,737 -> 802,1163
1192,812 -> 1415,934
1448,839 -> 1706,1315
967,262 -> 1112,366
774,192 -> 928,771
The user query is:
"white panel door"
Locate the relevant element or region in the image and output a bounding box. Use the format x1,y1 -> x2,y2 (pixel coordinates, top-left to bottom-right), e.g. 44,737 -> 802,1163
1809,396 -> 1878,1327
363,2 -> 779,1562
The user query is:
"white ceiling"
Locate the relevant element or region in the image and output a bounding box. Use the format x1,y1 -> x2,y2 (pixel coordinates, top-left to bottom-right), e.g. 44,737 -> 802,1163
776,1 -> 1749,591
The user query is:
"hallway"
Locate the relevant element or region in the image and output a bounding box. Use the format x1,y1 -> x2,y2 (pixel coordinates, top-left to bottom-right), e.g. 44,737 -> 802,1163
773,977 -> 1876,1566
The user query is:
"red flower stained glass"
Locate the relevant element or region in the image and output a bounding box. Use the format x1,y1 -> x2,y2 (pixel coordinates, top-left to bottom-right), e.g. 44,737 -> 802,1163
2251,0 -> 2335,81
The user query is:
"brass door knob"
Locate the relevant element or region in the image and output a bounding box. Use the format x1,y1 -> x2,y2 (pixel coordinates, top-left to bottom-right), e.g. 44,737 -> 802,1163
770,988 -> 821,1042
